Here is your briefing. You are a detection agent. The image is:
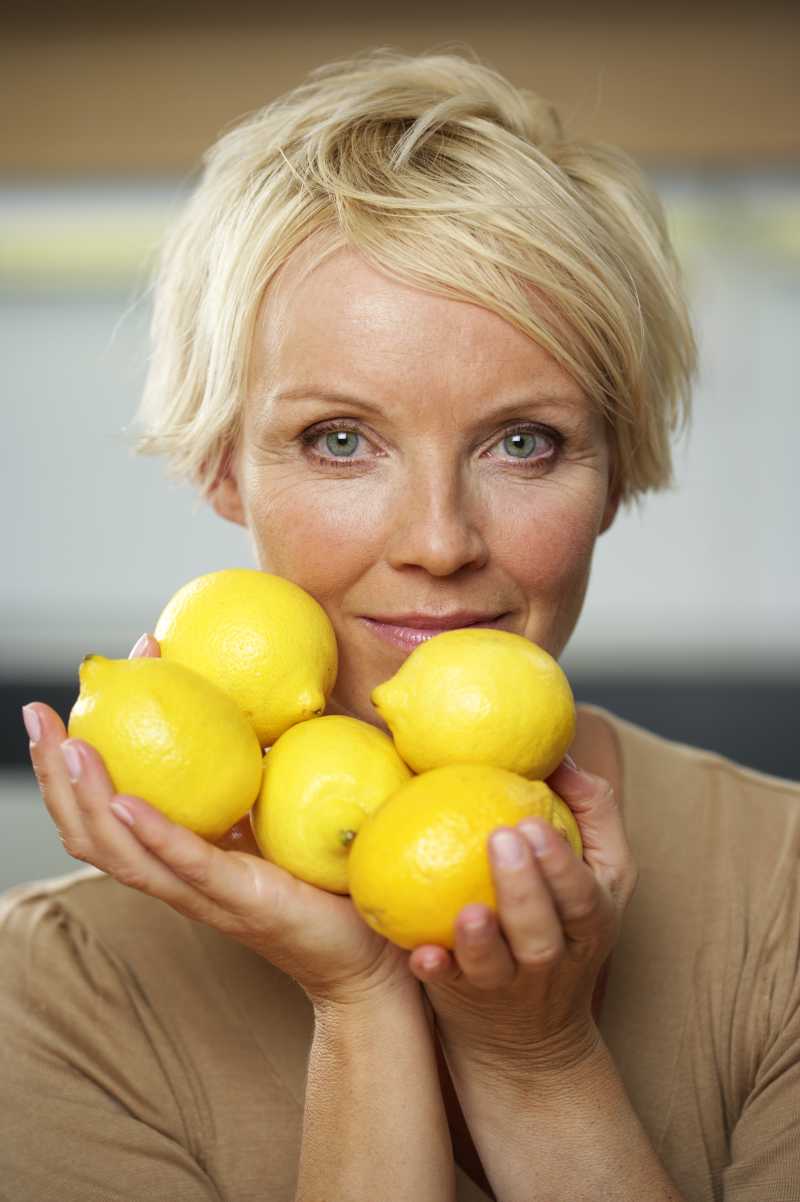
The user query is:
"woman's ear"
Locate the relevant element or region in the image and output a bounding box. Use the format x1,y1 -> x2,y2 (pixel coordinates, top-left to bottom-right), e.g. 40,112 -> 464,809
599,484 -> 621,535
599,440 -> 621,535
209,468 -> 247,528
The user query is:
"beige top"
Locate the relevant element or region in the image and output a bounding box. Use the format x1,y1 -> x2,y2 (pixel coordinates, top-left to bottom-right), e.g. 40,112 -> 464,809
2,707 -> 799,1202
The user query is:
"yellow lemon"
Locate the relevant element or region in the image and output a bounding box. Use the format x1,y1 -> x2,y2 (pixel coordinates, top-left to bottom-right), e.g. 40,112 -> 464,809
348,763 -> 582,949
68,655 -> 263,840
371,627 -> 575,779
251,715 -> 412,894
154,568 -> 338,747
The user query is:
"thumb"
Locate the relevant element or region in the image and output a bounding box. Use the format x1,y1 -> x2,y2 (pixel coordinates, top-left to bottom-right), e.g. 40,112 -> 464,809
547,758 -> 632,895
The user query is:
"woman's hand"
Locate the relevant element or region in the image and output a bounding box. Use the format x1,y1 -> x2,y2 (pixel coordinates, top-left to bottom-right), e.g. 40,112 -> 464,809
407,760 -> 638,1081
22,634 -> 411,1010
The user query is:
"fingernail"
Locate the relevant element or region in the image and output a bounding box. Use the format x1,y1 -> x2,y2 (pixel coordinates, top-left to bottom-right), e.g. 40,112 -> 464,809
562,755 -> 591,780
129,633 -> 149,659
110,800 -> 135,827
60,741 -> 83,783
519,819 -> 550,855
490,828 -> 525,867
22,704 -> 41,744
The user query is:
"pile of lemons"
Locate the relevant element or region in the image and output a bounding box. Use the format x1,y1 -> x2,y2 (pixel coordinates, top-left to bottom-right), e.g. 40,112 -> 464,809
68,569 -> 580,950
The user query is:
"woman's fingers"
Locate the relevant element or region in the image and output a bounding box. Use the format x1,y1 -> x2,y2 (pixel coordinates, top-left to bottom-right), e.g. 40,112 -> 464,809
487,826 -> 565,971
416,818 -> 616,990
129,632 -> 160,658
516,819 -> 615,949
452,903 -> 515,987
413,826 -> 572,988
64,735 -> 288,933
24,702 -> 82,850
409,905 -> 516,990
27,707 -> 218,914
547,760 -> 637,905
24,669 -> 283,927
106,790 -> 289,932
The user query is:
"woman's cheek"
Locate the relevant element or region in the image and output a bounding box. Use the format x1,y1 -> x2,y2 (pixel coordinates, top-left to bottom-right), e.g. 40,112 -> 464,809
494,481 -> 604,652
245,476 -> 381,585
494,473 -> 601,574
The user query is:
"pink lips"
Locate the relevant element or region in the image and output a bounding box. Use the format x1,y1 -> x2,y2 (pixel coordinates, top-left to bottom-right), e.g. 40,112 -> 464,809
360,612 -> 509,652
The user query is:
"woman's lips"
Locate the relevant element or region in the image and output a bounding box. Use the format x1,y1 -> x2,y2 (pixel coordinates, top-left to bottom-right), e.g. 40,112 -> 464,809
359,614 -> 510,652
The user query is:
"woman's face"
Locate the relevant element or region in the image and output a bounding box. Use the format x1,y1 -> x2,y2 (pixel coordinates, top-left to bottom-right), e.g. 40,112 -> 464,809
213,240 -> 619,726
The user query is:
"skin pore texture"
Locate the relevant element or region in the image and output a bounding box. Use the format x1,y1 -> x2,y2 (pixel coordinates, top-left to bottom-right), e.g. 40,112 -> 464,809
212,236 -> 622,792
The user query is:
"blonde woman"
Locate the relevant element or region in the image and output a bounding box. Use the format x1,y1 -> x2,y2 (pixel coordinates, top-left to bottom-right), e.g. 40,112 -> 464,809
7,50 -> 800,1202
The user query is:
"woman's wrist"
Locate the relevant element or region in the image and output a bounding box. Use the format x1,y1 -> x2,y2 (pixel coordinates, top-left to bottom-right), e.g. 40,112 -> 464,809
309,970 -> 422,1025
441,1014 -> 603,1103
439,1033 -> 685,1202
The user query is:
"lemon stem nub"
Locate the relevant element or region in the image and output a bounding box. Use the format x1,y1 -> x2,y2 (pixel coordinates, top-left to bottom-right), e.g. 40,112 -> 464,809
339,829 -> 356,848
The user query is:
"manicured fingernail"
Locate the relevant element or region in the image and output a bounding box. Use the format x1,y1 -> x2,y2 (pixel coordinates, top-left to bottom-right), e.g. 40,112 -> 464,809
22,704 -> 41,744
490,829 -> 525,867
563,753 -> 577,769
129,633 -> 149,658
60,740 -> 83,783
110,800 -> 135,827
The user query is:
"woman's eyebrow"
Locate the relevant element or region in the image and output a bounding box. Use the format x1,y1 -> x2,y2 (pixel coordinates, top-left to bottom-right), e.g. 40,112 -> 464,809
266,386 -> 587,421
268,386 -> 384,415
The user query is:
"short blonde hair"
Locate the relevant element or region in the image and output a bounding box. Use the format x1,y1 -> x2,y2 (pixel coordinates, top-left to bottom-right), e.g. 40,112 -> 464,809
134,47 -> 696,504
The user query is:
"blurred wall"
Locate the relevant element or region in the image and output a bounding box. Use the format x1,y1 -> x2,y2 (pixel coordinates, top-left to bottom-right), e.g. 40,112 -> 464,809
3,2 -> 799,172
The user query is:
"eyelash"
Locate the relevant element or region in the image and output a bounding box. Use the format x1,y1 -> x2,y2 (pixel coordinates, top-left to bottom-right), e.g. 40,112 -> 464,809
299,420 -> 564,471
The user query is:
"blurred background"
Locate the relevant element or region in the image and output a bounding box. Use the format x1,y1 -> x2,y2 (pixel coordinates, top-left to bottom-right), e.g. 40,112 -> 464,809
2,1 -> 798,889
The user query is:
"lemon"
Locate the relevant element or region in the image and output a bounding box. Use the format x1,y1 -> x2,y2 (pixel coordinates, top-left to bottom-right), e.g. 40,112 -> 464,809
251,715 -> 412,894
348,763 -> 582,949
371,627 -> 575,779
68,655 -> 263,840
154,568 -> 338,747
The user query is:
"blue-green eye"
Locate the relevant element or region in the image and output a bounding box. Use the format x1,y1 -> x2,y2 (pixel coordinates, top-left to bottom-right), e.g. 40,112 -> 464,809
500,429 -> 558,461
503,431 -> 540,458
324,430 -> 360,457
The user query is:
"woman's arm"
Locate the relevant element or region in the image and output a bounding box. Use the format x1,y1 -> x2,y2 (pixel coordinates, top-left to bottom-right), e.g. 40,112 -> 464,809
410,759 -> 685,1202
442,1032 -> 685,1202
298,982 -> 455,1202
23,635 -> 455,1202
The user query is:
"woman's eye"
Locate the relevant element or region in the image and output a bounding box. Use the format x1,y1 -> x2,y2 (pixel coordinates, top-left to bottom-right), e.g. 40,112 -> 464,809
302,426 -> 365,462
322,429 -> 360,457
493,428 -> 557,462
302,423 -> 559,468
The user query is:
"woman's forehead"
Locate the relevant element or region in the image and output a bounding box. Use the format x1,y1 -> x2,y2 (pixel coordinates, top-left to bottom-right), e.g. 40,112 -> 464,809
251,243 -> 583,404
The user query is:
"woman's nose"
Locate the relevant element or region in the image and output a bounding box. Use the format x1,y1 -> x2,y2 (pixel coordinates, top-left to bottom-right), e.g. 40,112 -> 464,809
383,468 -> 489,577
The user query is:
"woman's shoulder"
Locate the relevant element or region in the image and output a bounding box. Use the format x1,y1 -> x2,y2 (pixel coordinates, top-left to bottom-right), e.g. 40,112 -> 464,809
579,701 -> 800,939
1,865 -> 202,962
580,700 -> 800,822
593,704 -> 800,1190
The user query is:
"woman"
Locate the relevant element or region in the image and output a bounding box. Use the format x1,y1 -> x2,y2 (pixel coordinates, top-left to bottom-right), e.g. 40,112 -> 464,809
6,50 -> 800,1202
